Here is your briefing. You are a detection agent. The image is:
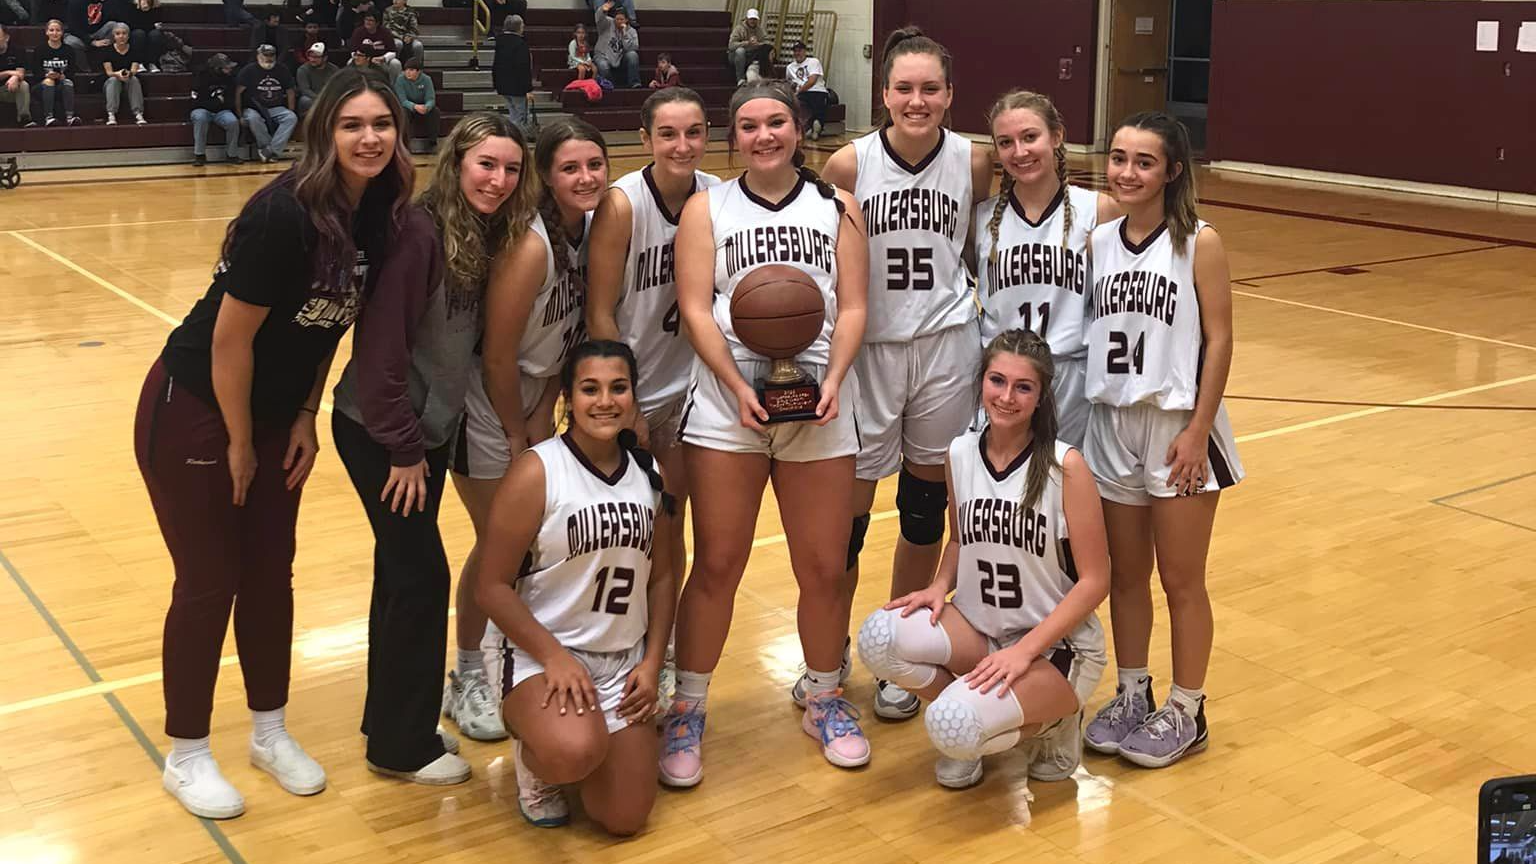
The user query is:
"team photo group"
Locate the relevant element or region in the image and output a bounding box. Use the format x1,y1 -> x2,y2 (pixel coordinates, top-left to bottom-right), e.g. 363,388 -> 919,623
132,22 -> 1245,835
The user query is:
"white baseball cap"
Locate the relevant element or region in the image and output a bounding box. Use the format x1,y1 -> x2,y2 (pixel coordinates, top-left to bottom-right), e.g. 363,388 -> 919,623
307,41 -> 326,56
745,7 -> 759,19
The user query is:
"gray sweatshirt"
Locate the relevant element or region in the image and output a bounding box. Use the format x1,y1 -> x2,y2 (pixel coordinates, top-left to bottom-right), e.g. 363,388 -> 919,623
594,6 -> 639,66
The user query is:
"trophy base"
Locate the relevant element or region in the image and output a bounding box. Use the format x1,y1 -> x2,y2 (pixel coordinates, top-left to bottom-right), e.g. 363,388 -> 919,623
755,377 -> 822,424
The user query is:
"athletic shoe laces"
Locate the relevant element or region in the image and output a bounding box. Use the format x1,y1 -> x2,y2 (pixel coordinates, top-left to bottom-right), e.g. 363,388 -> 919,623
1103,687 -> 1141,725
808,692 -> 864,740
461,674 -> 496,716
1135,705 -> 1186,742
662,704 -> 705,755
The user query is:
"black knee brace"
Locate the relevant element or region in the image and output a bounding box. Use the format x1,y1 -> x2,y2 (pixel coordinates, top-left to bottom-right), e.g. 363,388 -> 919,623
896,468 -> 947,545
846,513 -> 871,571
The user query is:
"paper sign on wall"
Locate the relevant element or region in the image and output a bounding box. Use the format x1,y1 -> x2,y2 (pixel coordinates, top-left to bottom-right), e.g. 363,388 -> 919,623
1135,16 -> 1153,34
1476,21 -> 1499,52
1519,21 -> 1536,52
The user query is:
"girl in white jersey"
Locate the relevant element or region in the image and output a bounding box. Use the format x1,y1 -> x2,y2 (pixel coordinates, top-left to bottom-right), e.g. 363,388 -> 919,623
660,81 -> 871,785
443,119 -> 609,744
1080,112 -> 1244,769
819,26 -> 996,724
588,88 -> 721,666
474,340 -> 677,834
976,90 -> 1120,449
857,329 -> 1109,792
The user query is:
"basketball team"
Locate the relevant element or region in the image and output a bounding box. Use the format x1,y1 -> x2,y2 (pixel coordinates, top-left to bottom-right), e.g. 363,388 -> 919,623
132,25 -> 1245,834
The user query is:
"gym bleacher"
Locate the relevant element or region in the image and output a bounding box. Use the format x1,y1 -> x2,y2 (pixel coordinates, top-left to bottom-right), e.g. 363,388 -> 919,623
0,1 -> 846,168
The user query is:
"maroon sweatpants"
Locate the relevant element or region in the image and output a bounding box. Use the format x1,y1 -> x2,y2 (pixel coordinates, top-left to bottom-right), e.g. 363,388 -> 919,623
134,359 -> 302,739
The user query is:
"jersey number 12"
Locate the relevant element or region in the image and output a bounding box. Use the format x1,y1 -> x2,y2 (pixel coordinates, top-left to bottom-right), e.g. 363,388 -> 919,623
590,566 -> 635,615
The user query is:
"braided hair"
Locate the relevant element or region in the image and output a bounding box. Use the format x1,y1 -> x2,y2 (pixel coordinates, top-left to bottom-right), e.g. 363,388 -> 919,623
559,340 -> 677,516
985,90 -> 1074,272
726,80 -> 845,217
978,328 -> 1059,512
534,117 -> 608,274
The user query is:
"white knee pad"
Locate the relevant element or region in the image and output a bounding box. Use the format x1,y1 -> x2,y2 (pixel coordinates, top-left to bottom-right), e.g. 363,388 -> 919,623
856,607 -> 952,691
925,679 -> 1026,760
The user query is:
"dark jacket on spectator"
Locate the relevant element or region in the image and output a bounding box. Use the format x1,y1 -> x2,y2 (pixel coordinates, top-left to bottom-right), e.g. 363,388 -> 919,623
491,30 -> 530,96
65,0 -> 106,37
348,23 -> 394,59
123,1 -> 160,33
249,20 -> 290,55
192,68 -> 238,112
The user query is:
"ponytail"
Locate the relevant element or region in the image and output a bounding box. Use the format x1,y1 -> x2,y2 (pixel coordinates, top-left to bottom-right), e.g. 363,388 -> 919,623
619,429 -> 677,516
791,148 -> 844,216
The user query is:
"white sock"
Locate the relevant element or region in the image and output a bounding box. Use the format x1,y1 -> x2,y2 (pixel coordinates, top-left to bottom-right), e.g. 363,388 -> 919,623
1168,684 -> 1204,718
1117,666 -> 1150,693
168,736 -> 212,770
674,670 -> 712,707
251,707 -> 286,749
456,648 -> 484,678
804,666 -> 841,698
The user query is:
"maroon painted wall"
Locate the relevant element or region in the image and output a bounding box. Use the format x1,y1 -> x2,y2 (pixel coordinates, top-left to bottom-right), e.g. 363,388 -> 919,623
872,0 -> 1098,142
1208,0 -> 1536,193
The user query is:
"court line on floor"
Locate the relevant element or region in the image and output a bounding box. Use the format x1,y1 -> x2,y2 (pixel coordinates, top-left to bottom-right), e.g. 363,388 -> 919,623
1230,287 -> 1536,354
1201,197 -> 1536,250
1428,470 -> 1536,534
0,545 -> 247,864
1234,243 -> 1507,283
12,215 -> 238,233
7,231 -> 181,326
1235,372 -> 1536,443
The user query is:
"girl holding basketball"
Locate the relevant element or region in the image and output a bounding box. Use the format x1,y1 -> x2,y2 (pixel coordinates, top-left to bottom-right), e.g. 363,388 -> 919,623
857,329 -> 1109,790
443,118 -> 608,743
976,90 -> 1120,449
474,340 -> 677,832
587,88 -> 721,654
1080,112 -> 1243,769
817,27 -> 995,723
659,81 -> 870,785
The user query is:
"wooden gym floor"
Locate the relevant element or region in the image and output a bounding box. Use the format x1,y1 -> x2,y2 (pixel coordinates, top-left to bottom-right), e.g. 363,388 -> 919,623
1,142 -> 1533,864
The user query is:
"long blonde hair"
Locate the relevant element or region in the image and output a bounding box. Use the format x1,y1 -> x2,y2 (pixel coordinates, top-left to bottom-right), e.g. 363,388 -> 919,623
984,90 -> 1072,271
979,328 -> 1058,511
417,112 -> 537,297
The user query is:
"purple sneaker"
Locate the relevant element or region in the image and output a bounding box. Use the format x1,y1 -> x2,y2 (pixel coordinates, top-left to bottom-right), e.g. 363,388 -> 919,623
1083,678 -> 1154,755
1118,701 -> 1208,768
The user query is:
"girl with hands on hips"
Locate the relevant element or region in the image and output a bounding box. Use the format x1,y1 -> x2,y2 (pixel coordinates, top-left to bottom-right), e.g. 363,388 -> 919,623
858,329 -> 1111,795
475,341 -> 677,835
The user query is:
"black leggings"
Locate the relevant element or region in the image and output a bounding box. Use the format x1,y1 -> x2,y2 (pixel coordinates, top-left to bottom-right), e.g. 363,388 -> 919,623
798,91 -> 830,127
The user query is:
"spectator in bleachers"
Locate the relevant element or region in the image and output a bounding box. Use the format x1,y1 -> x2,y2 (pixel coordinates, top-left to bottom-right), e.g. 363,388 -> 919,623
492,13 -> 531,132
31,0 -> 68,28
155,27 -> 189,71
334,0 -> 371,45
586,0 -> 633,26
237,43 -> 298,161
567,22 -> 584,59
593,0 -> 638,88
222,0 -> 256,27
787,40 -> 827,139
285,0 -> 334,27
125,0 -> 164,70
101,22 -> 145,124
64,0 -> 125,70
726,7 -> 771,86
568,34 -> 594,80
647,50 -> 678,89
190,53 -> 241,164
289,21 -> 321,68
296,41 -> 336,112
382,0 -> 421,64
393,55 -> 435,148
349,10 -> 399,79
250,7 -> 290,60
0,24 -> 30,126
32,19 -> 80,124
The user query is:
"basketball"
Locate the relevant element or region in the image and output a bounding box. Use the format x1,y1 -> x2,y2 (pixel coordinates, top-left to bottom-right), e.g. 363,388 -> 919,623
729,264 -> 825,359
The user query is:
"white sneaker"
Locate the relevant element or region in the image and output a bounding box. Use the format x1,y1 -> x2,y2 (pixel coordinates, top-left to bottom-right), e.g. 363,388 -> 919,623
162,755 -> 245,819
1028,709 -> 1084,782
437,725 -> 461,754
513,740 -> 570,828
935,755 -> 982,789
105,113 -> 117,125
790,638 -> 852,707
443,670 -> 509,741
873,679 -> 920,721
367,751 -> 471,785
250,733 -> 327,796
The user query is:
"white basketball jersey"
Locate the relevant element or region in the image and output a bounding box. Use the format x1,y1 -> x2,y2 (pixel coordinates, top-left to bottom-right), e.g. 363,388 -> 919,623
1086,219 -> 1207,410
707,175 -> 841,366
519,212 -> 592,380
948,431 -> 1096,648
975,185 -> 1099,358
612,165 -> 721,412
518,434 -> 659,654
852,127 -> 976,342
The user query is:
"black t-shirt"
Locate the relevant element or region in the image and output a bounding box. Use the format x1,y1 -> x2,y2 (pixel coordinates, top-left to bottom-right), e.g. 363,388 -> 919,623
0,49 -> 24,74
193,69 -> 236,112
102,44 -> 139,73
237,62 -> 294,110
160,185 -> 372,422
33,43 -> 76,77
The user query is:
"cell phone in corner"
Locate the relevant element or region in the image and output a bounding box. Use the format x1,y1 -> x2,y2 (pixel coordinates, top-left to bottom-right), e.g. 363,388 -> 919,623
1480,776 -> 1536,864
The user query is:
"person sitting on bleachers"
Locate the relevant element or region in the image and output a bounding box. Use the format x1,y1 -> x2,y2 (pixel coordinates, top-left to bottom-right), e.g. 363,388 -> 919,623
333,0 -> 370,43
285,0 -> 334,27
0,23 -> 31,126
492,13 -> 531,131
647,50 -> 678,89
568,34 -> 594,80
592,0 -> 638,88
249,6 -> 289,60
32,19 -> 80,124
787,40 -> 828,140
393,55 -> 435,148
189,53 -> 241,165
585,0 -> 632,26
222,0 -> 256,27
124,0 -> 163,71
348,10 -> 399,79
236,43 -> 297,161
63,0 -> 126,70
725,7 -> 772,86
382,0 -> 421,63
295,40 -> 336,112
100,21 -> 145,124
289,21 -> 320,68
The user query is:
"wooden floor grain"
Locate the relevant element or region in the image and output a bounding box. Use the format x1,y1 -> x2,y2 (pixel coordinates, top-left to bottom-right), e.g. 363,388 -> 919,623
0,146 -> 1532,864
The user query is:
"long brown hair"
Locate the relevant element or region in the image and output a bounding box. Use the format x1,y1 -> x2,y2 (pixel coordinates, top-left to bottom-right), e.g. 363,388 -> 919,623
1115,110 -> 1199,250
979,329 -> 1058,511
418,112 -> 537,297
985,90 -> 1073,270
877,25 -> 952,128
726,81 -> 844,217
221,68 -> 413,290
534,117 -> 608,274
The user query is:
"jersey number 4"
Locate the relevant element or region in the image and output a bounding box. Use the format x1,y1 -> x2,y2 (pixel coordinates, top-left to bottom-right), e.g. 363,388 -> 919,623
590,566 -> 635,615
662,300 -> 680,337
886,248 -> 934,290
977,560 -> 1024,609
1106,330 -> 1146,375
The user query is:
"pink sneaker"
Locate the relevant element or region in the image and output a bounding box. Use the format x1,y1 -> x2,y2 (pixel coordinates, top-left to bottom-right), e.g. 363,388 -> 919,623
658,700 -> 705,788
803,690 -> 870,768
